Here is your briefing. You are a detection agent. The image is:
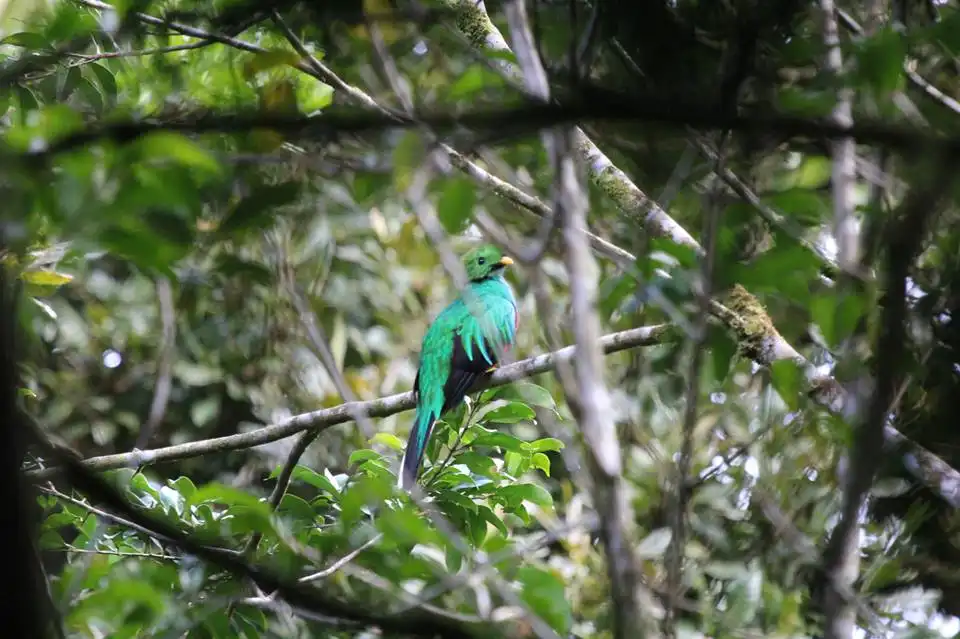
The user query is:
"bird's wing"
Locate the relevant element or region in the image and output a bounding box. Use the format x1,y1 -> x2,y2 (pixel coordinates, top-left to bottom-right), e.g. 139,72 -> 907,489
441,296 -> 517,412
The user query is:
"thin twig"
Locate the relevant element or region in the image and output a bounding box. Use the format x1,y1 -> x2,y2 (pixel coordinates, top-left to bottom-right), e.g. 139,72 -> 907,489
665,133 -> 726,630
30,425 -> 479,637
299,533 -> 384,584
836,8 -> 960,118
135,277 -> 176,449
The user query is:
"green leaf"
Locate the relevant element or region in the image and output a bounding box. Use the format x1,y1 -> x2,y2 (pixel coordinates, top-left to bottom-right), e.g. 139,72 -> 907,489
517,566 -> 572,634
348,449 -> 382,467
865,558 -> 902,591
189,395 -> 221,427
637,527 -> 672,558
857,27 -> 906,95
277,493 -> 316,524
377,505 -> 439,546
75,76 -> 104,113
455,451 -> 496,476
370,432 -> 403,451
446,64 -> 501,100
59,65 -> 82,100
167,476 -> 197,500
138,132 -> 221,176
495,381 -> 556,410
466,508 -> 488,547
243,49 -> 303,78
1,32 -> 50,49
762,189 -> 827,227
787,156 -> 832,190
730,243 -> 821,300
437,177 -> 475,234
340,475 -> 391,527
188,484 -> 272,526
476,504 -> 508,537
705,560 -> 751,580
438,489 -> 478,514
213,255 -> 273,285
527,437 -> 564,453
837,294 -> 866,346
470,429 -> 527,452
810,295 -> 836,348
504,450 -> 526,476
296,78 -> 334,112
15,85 -> 38,122
218,183 -> 301,235
530,452 -> 551,477
497,483 -> 553,508
392,131 -> 426,192
20,270 -> 73,288
474,399 -> 535,424
445,544 -> 463,572
87,63 -> 118,106
709,325 -> 737,383
770,359 -> 802,411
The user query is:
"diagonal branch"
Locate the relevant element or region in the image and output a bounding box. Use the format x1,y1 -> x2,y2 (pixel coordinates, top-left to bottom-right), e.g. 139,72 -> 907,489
437,0 -> 960,514
441,0 -> 697,248
62,0 -> 960,513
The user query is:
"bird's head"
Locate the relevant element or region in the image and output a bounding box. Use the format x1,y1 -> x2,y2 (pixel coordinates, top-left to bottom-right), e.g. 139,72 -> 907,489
463,243 -> 513,281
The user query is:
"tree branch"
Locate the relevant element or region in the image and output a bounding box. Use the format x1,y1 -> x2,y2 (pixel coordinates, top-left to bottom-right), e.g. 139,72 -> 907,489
502,1 -> 659,636
821,167 -> 948,638
821,0 -> 859,275
27,422 -> 482,637
27,325 -> 673,478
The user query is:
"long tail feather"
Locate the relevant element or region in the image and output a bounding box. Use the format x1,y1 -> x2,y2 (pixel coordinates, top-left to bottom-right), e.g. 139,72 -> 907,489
399,409 -> 437,491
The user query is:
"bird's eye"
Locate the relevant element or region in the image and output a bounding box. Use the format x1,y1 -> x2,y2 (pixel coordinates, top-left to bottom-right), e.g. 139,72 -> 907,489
477,257 -> 486,265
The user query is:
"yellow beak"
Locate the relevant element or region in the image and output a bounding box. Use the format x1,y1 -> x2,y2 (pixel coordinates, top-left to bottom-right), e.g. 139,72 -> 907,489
499,256 -> 514,266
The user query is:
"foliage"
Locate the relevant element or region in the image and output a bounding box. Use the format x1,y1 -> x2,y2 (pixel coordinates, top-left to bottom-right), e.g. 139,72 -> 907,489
3,0 -> 960,637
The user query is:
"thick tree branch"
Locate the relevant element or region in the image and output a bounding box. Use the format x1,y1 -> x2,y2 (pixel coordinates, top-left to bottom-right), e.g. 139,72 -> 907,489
442,0 -> 696,248
430,1 -> 960,514
52,0 -> 960,514
20,87 -> 960,165
821,0 -> 859,275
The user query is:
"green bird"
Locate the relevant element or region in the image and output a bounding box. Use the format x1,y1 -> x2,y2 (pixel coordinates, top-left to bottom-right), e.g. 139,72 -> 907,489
399,244 -> 518,490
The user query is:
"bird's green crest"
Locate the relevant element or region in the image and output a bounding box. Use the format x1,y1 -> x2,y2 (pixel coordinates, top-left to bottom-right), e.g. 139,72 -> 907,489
463,244 -> 513,281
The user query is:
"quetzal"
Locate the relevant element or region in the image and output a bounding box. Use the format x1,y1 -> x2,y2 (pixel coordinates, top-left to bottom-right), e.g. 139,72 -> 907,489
399,244 -> 518,490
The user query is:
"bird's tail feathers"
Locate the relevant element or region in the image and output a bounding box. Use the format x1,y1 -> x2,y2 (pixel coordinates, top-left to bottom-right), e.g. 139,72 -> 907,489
398,409 -> 437,491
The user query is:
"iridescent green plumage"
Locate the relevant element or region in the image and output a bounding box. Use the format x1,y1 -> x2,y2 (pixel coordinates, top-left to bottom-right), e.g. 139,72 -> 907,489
399,244 -> 518,490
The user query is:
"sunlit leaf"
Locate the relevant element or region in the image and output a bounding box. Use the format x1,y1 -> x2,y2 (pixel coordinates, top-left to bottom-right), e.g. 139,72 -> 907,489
517,566 -> 572,634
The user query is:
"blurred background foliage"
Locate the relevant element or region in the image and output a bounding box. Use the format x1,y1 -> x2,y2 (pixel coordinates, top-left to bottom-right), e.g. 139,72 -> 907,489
4,0 -> 960,637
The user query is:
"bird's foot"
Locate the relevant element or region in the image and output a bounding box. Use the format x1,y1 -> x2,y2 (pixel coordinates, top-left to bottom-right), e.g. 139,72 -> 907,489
485,364 -> 498,373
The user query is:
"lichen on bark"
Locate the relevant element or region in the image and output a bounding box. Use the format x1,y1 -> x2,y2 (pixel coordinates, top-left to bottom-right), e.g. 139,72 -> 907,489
722,284 -> 779,362
443,0 -> 501,52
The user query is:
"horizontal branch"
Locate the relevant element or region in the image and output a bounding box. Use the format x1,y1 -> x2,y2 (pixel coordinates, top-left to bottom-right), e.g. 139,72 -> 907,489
28,324 -> 674,478
22,89 -> 960,163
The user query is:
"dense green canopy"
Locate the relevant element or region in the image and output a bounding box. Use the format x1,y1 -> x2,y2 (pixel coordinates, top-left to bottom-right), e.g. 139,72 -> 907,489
4,0 -> 960,637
